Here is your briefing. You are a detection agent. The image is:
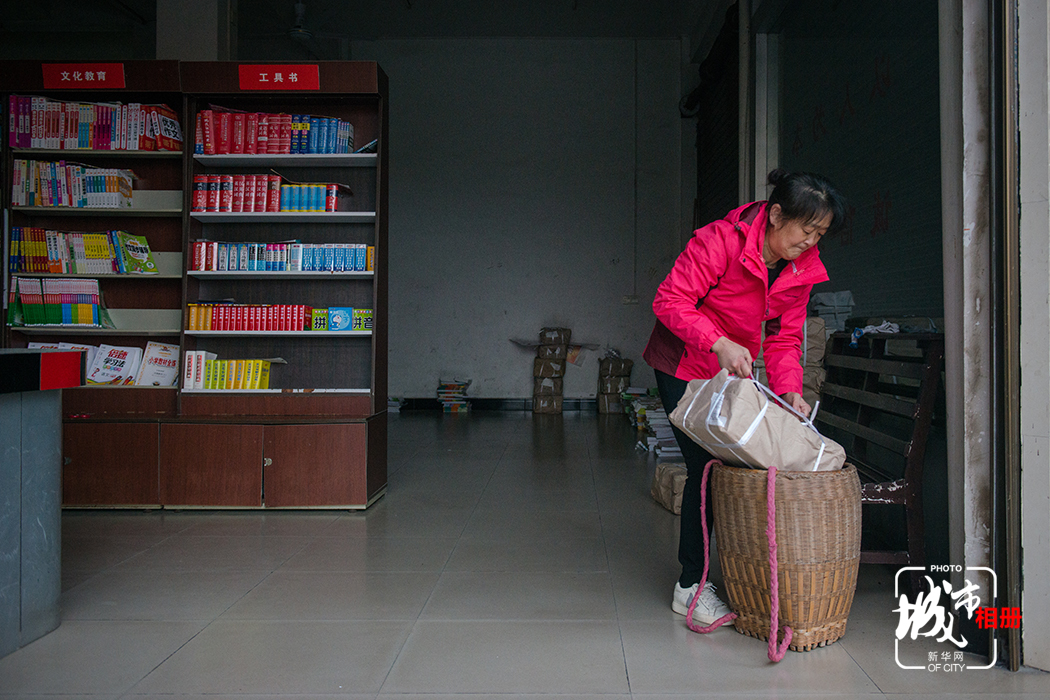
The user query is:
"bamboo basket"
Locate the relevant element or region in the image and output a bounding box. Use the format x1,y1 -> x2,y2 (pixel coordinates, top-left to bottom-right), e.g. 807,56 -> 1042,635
711,462 -> 862,651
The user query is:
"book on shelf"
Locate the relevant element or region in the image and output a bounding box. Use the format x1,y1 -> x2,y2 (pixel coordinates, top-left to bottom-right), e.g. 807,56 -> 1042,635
8,95 -> 182,152
186,355 -> 274,390
86,344 -> 143,385
133,341 -> 180,387
188,240 -> 372,273
8,276 -> 102,327
191,174 -> 343,214
195,107 -> 353,155
11,159 -> 133,208
8,227 -> 157,275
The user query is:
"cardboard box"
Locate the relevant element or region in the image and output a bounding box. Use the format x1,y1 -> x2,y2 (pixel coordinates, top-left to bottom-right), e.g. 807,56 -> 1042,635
537,344 -> 568,359
802,365 -> 826,410
534,358 -> 566,378
651,462 -> 688,514
597,393 -> 623,414
533,395 -> 563,414
539,327 -> 571,346
533,377 -> 563,396
598,376 -> 629,394
599,357 -> 633,377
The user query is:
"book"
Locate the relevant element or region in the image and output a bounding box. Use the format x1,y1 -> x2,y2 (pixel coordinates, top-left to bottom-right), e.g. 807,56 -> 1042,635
86,344 -> 143,385
134,341 -> 180,386
117,232 -> 157,273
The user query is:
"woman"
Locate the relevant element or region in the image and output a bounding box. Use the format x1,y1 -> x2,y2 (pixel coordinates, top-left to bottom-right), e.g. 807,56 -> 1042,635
643,169 -> 846,625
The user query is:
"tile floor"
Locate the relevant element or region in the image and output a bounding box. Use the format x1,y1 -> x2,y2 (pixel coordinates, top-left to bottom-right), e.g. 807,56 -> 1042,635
1,410 -> 1047,698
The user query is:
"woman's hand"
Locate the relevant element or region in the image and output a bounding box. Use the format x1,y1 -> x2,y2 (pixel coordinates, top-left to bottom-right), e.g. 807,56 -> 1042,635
711,336 -> 753,378
780,392 -> 811,418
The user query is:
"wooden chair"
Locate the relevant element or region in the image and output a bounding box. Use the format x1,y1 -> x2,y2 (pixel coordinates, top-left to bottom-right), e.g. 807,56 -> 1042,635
815,332 -> 945,593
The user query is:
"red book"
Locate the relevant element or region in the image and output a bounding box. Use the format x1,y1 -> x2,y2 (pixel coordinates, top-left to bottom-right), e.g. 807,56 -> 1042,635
231,113 -> 245,154
245,113 -> 258,154
240,305 -> 248,331
201,109 -> 215,155
278,114 -> 292,154
192,241 -> 204,271
206,175 -> 220,212
192,174 -> 208,212
266,114 -> 281,154
232,174 -> 245,212
266,175 -> 282,213
255,175 -> 268,212
243,175 -> 256,213
219,175 -> 234,212
205,241 -> 217,271
194,112 -> 203,153
256,114 -> 269,153
217,111 -> 231,154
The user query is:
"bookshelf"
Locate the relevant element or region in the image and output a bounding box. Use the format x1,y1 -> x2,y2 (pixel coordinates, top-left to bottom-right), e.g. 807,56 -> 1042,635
1,60 -> 388,510
173,61 -> 388,508
1,61 -> 186,508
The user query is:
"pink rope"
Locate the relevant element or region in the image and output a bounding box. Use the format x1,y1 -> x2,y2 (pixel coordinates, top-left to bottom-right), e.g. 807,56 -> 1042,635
685,459 -> 738,633
686,459 -> 793,663
765,465 -> 792,661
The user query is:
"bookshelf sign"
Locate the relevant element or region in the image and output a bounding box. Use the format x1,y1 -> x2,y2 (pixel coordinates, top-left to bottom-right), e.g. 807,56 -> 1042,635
238,65 -> 320,90
42,63 -> 126,89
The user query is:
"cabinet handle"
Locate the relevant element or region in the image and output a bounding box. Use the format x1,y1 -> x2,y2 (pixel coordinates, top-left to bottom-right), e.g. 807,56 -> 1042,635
263,458 -> 272,467
64,457 -> 72,466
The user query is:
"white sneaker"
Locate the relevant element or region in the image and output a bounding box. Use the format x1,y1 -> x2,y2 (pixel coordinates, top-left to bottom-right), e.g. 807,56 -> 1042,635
672,581 -> 732,625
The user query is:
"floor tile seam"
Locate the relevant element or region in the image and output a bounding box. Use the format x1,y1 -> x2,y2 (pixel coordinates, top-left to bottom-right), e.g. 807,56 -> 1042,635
838,637 -> 888,694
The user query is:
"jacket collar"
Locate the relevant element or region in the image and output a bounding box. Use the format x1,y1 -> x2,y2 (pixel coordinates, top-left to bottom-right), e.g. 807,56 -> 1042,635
729,201 -> 830,287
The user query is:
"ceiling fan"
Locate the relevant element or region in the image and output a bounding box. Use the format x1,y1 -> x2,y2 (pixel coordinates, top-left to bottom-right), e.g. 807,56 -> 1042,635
245,1 -> 350,60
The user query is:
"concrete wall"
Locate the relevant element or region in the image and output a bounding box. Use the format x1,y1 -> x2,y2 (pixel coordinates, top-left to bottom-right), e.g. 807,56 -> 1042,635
1018,0 -> 1050,672
353,38 -> 684,398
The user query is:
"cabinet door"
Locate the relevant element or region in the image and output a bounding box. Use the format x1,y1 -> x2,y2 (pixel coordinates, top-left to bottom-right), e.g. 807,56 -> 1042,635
160,424 -> 263,506
63,422 -> 159,506
263,423 -> 367,507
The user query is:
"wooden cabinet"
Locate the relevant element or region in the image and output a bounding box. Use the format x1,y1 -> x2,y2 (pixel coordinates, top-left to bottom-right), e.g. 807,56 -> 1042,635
159,423 -> 264,507
63,421 -> 160,506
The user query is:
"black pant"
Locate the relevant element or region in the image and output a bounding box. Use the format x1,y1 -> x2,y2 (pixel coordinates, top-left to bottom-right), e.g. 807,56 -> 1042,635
655,368 -> 716,588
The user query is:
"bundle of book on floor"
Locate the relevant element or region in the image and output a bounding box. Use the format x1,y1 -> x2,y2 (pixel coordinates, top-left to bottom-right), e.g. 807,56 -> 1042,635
8,95 -> 183,151
195,108 -> 354,155
190,240 -> 374,273
11,159 -> 134,208
27,341 -> 180,386
191,174 -> 348,213
8,277 -> 104,326
437,379 -> 471,412
186,304 -> 372,332
182,351 -> 277,390
9,228 -> 157,274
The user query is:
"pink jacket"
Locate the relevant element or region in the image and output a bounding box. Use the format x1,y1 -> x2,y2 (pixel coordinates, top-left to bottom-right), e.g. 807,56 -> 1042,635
643,201 -> 829,396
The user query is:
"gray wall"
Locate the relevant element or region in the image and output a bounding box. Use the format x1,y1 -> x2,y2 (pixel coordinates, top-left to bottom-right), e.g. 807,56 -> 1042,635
354,38 -> 684,398
776,1 -> 943,319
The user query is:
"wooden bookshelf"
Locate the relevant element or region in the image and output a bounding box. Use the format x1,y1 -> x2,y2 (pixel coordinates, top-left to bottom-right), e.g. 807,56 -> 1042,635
1,60 -> 388,509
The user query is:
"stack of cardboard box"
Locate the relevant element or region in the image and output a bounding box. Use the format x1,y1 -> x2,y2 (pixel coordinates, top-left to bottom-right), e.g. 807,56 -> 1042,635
533,327 -> 570,413
597,357 -> 633,413
801,316 -> 827,410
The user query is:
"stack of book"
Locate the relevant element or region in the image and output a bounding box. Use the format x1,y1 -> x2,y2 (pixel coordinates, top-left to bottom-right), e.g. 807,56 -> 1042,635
11,159 -> 133,208
195,109 -> 354,155
9,228 -> 157,274
77,342 -> 178,386
437,380 -> 471,413
8,277 -> 102,326
8,95 -> 182,151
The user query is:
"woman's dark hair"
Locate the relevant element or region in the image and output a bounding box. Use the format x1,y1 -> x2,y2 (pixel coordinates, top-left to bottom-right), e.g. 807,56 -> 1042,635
766,168 -> 846,235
